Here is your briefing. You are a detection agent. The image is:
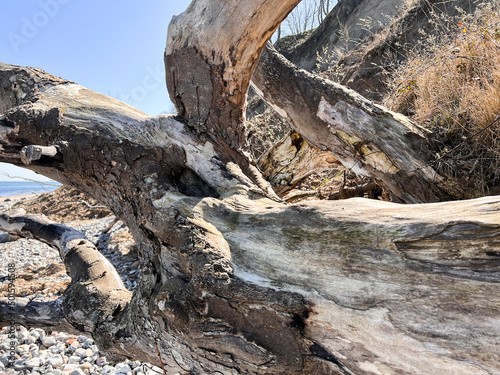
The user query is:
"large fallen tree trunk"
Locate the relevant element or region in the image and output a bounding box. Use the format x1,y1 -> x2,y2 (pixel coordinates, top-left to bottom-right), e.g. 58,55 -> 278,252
0,0 -> 499,374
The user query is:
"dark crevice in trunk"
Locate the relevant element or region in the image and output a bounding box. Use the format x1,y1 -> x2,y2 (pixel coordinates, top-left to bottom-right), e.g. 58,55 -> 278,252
309,343 -> 356,375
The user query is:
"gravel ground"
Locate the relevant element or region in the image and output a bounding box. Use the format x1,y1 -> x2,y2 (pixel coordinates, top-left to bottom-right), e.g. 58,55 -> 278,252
0,196 -> 165,375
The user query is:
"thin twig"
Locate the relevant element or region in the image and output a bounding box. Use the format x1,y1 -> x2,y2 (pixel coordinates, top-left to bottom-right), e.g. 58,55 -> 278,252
434,115 -> 500,162
412,115 -> 500,174
155,339 -> 167,375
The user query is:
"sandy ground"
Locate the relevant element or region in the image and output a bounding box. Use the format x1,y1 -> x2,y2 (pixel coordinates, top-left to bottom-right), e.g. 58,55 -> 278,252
0,194 -> 37,202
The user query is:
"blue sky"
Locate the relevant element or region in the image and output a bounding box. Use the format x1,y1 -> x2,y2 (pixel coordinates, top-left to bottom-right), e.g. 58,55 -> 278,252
0,0 -> 191,181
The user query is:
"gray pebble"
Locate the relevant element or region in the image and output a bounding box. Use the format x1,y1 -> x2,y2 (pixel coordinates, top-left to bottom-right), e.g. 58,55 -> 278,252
42,335 -> 57,347
24,357 -> 41,368
47,353 -> 64,367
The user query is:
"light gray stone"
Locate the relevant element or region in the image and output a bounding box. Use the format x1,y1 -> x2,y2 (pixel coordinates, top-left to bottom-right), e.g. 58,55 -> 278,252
24,357 -> 41,368
116,363 -> 133,374
41,336 -> 57,347
16,344 -> 30,354
74,347 -> 88,358
47,353 -> 64,367
68,355 -> 82,364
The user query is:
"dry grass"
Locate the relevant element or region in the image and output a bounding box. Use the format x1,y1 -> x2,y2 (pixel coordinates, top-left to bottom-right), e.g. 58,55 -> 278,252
385,3 -> 500,196
246,106 -> 291,160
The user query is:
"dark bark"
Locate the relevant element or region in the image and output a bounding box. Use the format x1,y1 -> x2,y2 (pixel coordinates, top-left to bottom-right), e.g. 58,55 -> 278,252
0,298 -> 76,334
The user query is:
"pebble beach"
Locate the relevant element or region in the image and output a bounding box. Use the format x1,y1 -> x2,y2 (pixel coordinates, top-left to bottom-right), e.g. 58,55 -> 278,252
0,191 -> 166,375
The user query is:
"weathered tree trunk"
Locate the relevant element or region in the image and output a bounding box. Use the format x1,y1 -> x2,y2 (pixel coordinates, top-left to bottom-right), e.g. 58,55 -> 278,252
252,43 -> 462,203
164,0 -> 301,200
0,1 -> 499,374
0,209 -> 130,332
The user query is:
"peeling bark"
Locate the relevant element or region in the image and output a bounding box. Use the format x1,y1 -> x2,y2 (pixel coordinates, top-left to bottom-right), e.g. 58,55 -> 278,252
258,131 -> 343,196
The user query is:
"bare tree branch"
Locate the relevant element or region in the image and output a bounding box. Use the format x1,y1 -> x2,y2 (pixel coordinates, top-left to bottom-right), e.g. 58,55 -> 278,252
0,209 -> 131,331
0,298 -> 77,334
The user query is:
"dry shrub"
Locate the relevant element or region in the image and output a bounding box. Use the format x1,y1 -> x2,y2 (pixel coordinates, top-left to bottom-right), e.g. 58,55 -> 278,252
246,106 -> 291,160
385,2 -> 500,196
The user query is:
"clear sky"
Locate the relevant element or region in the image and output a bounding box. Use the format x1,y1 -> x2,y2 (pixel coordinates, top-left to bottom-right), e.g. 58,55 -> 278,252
0,0 -> 192,181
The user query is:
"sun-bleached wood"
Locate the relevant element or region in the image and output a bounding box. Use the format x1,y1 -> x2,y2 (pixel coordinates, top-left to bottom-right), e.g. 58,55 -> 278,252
0,0 -> 499,372
252,43 -> 463,203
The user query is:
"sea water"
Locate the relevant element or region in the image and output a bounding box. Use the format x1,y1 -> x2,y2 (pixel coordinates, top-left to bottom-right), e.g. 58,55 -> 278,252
0,181 -> 61,197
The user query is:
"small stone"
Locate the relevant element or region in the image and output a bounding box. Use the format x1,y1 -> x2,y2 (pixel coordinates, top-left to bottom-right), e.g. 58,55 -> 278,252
70,369 -> 86,375
80,362 -> 93,370
74,348 -> 88,358
68,355 -> 82,364
65,338 -> 78,345
47,354 -> 64,367
16,344 -> 30,354
70,341 -> 80,349
26,335 -> 38,344
116,363 -> 133,374
32,328 -> 45,336
96,356 -> 107,366
24,357 -> 41,368
42,336 -> 57,347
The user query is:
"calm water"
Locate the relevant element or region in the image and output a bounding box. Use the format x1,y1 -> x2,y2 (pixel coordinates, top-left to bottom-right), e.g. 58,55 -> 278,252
0,181 -> 61,197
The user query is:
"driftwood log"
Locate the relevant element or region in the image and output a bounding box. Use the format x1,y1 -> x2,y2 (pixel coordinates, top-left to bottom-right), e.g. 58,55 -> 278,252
0,1 -> 498,374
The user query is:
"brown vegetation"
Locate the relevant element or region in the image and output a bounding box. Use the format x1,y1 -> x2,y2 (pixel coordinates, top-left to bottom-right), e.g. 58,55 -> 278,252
386,3 -> 500,196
